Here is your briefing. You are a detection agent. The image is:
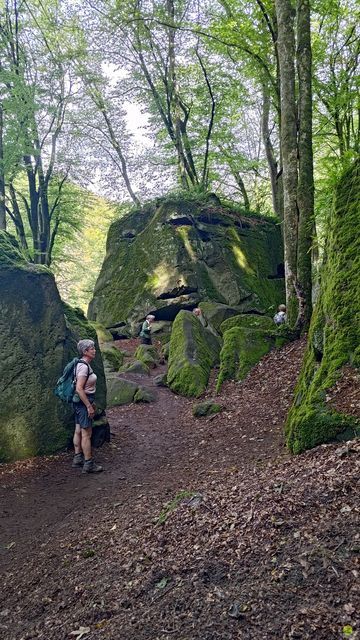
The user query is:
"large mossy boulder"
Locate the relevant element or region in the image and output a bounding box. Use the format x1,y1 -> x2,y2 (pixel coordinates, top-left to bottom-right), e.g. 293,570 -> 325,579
134,344 -> 159,368
167,310 -> 220,397
106,376 -> 138,406
0,232 -> 108,462
220,313 -> 275,334
286,161 -> 360,454
88,197 -> 285,332
216,321 -> 290,391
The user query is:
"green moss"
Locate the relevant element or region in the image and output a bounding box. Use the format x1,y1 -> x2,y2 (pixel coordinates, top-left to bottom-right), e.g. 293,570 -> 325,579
90,322 -> 113,343
89,198 -> 285,329
106,376 -> 138,406
167,310 -> 215,397
216,326 -> 288,391
220,313 -> 274,334
286,160 -> 360,453
134,344 -> 159,368
0,231 -> 29,267
101,346 -> 124,371
133,387 -> 156,403
223,226 -> 284,313
120,360 -> 150,375
193,401 -> 223,417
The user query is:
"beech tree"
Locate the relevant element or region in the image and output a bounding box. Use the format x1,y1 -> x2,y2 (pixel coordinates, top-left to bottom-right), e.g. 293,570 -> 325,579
275,0 -> 313,330
0,0 -> 81,264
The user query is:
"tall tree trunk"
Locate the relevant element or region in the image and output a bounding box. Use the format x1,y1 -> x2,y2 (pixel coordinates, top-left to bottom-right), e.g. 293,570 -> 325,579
296,0 -> 313,330
0,103 -> 6,230
8,182 -> 28,250
166,0 -> 197,187
275,0 -> 299,326
261,83 -> 283,219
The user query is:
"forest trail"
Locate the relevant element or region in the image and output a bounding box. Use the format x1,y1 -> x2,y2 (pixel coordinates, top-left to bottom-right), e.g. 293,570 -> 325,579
0,339 -> 301,572
1,338 -> 358,640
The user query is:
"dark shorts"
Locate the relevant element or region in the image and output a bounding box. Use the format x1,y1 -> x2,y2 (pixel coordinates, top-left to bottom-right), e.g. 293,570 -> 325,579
140,336 -> 152,345
74,394 -> 95,429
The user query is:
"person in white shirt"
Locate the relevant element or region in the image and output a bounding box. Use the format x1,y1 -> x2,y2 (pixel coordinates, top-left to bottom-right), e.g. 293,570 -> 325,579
273,304 -> 287,325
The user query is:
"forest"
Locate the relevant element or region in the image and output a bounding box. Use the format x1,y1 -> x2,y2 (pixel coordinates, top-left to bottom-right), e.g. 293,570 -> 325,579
0,0 -> 358,313
0,1 -> 359,639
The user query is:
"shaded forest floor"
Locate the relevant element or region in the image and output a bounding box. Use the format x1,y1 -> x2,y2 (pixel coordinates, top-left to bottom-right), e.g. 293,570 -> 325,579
0,338 -> 359,640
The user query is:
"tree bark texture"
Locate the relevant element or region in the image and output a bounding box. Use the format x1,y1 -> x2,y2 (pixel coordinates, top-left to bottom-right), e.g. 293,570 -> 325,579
296,0 -> 313,329
261,83 -> 283,219
275,0 -> 299,326
0,104 -> 6,230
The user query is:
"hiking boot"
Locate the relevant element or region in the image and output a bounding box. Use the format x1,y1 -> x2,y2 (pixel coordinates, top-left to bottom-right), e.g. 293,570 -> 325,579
72,453 -> 84,468
82,459 -> 103,474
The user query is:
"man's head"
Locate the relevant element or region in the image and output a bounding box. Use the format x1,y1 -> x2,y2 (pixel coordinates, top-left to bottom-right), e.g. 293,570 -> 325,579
278,304 -> 286,312
146,314 -> 155,323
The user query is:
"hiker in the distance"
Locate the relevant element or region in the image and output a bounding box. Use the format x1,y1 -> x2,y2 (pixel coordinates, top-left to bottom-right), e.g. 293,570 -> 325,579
72,339 -> 103,474
193,306 -> 206,327
140,314 -> 155,345
273,304 -> 287,326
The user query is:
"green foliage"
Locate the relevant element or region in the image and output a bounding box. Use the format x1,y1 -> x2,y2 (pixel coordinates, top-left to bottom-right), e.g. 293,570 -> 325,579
0,231 -> 29,267
53,192 -> 121,311
286,160 -> 360,453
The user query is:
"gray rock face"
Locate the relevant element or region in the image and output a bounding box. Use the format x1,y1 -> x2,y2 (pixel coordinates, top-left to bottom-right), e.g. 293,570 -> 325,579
0,232 -> 108,462
88,198 -> 285,333
106,376 -> 138,406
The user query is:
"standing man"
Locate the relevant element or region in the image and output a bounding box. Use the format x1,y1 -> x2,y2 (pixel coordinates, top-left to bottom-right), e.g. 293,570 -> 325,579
140,314 -> 155,345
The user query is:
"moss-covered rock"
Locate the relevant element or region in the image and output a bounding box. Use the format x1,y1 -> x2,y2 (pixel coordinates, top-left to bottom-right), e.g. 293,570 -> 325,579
216,326 -> 290,391
106,376 -> 138,406
101,346 -> 124,371
90,321 -> 113,344
154,373 -> 168,387
193,400 -> 223,417
120,360 -> 150,375
220,313 -> 275,334
0,236 -> 108,462
134,344 -> 159,368
200,302 -> 243,333
167,310 -> 216,397
162,342 -> 171,360
88,197 -> 285,332
134,387 -> 156,403
286,160 -> 360,453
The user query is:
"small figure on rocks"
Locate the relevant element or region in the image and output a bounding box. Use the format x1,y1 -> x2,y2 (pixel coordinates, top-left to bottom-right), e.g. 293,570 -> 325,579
193,307 -> 206,327
273,304 -> 287,326
72,339 -> 103,474
140,314 -> 155,345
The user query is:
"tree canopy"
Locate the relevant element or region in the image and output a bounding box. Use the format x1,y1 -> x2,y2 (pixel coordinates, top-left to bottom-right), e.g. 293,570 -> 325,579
0,0 -> 359,321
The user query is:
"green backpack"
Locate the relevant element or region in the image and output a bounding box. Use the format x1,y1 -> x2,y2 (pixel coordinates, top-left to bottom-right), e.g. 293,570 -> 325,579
54,358 -> 90,404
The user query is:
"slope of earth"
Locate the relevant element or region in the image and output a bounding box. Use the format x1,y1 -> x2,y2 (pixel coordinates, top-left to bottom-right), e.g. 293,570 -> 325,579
0,338 -> 359,640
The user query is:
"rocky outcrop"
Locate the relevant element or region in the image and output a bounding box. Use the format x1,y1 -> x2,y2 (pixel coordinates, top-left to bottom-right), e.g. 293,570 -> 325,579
286,160 -> 360,453
88,197 -> 285,334
167,310 -> 221,397
0,232 -> 108,462
216,318 -> 291,391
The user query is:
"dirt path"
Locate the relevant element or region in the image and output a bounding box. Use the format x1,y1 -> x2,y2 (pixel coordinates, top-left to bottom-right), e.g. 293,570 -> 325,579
0,339 -> 307,639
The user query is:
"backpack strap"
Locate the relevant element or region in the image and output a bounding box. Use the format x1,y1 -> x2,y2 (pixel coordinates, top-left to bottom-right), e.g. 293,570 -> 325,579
74,359 -> 91,382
